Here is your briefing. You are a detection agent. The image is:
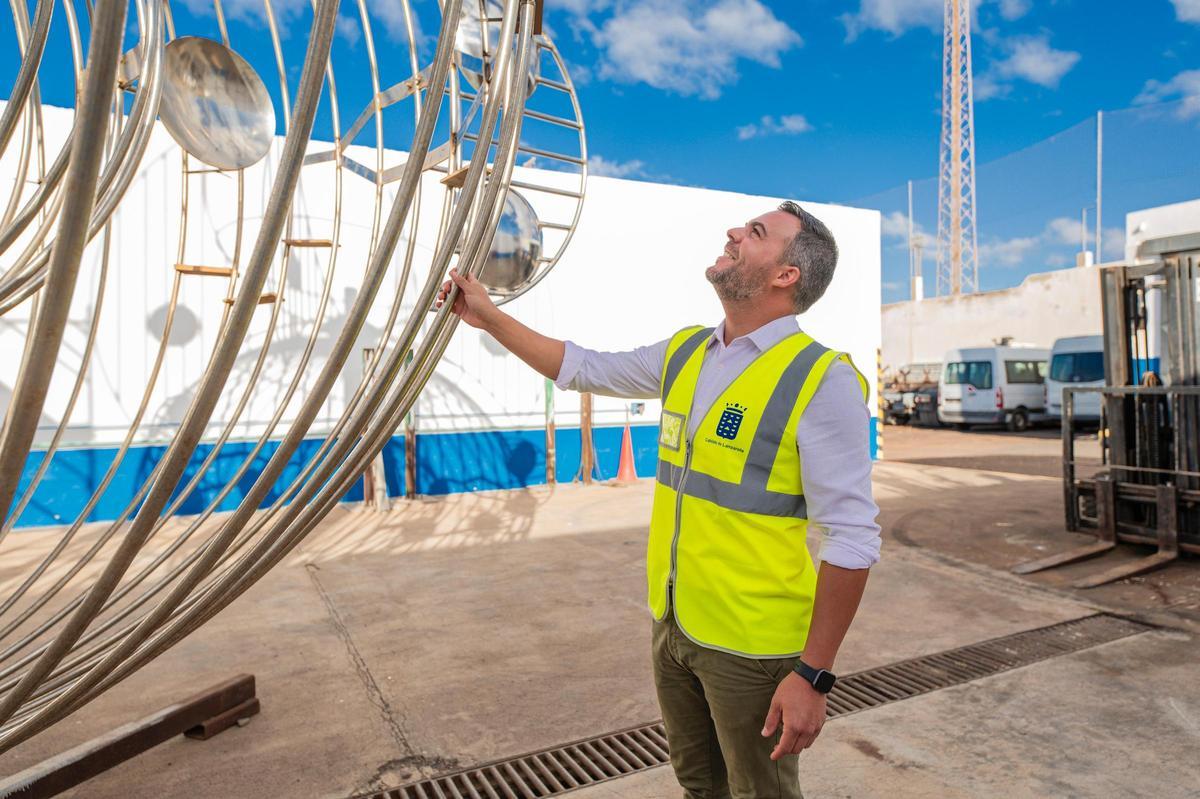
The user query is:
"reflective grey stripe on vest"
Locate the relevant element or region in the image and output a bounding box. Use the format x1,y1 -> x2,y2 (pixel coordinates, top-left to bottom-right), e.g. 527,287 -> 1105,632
656,340 -> 829,519
741,340 -> 829,492
661,327 -> 714,401
657,460 -> 807,517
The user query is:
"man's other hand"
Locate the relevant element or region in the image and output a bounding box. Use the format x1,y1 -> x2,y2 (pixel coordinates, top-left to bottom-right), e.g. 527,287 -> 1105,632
436,268 -> 498,329
761,672 -> 826,760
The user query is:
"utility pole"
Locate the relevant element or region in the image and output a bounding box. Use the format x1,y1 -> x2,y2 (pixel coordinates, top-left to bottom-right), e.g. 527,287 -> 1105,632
908,180 -> 924,301
1095,110 -> 1103,264
936,0 -> 979,296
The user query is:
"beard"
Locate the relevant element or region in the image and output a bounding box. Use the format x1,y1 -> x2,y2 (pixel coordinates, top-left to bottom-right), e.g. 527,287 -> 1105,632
705,260 -> 761,302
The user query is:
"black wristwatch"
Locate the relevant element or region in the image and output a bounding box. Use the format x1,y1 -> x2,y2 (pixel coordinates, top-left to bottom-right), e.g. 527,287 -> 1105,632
793,659 -> 837,693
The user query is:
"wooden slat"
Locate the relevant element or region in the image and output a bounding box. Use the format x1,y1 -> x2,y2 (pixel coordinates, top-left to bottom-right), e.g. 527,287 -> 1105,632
174,264 -> 234,278
222,293 -> 278,306
283,238 -> 334,247
440,166 -> 471,189
440,164 -> 492,189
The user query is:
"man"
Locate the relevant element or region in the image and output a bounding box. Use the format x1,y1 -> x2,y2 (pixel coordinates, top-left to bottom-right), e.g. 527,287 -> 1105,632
436,201 -> 880,799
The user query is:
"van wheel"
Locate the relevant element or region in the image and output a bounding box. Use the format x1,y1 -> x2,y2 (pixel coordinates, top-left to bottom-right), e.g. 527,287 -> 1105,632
1008,408 -> 1030,432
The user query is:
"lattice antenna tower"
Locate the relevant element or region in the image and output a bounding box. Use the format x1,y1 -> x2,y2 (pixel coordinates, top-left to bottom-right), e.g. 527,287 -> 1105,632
936,0 -> 979,296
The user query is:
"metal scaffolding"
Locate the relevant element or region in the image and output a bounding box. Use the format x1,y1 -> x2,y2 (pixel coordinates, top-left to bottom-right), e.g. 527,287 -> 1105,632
936,0 -> 979,297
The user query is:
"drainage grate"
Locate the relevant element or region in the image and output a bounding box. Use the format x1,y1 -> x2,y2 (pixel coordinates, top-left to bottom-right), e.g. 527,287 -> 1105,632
824,612 -> 1149,718
355,614 -> 1150,799
357,723 -> 671,799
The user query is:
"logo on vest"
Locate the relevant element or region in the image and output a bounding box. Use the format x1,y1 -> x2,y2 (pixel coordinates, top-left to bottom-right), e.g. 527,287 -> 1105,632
715,403 -> 747,440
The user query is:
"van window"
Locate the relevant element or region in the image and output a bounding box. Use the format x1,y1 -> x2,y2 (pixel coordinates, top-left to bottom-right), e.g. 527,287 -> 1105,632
944,361 -> 993,389
1050,352 -> 1105,383
1005,360 -> 1046,384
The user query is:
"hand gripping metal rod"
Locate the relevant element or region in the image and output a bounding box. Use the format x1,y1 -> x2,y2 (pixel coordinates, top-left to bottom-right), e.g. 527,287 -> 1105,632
0,0 -> 340,736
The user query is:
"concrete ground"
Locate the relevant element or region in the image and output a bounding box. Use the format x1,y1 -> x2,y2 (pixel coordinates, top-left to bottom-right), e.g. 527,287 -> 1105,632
1,426 -> 1197,797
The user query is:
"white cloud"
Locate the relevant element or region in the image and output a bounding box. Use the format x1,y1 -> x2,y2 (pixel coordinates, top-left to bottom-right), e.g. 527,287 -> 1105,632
979,218 -> 1125,269
881,211 -> 910,240
557,0 -> 611,14
880,211 -> 930,250
180,0 -> 417,41
1172,0 -> 1200,23
839,0 -> 1027,40
979,234 -> 1040,267
997,0 -> 1031,20
736,114 -> 813,140
998,36 -> 1080,86
593,0 -> 801,99
1136,70 -> 1200,118
1102,227 -> 1126,260
364,0 -> 422,44
180,0 -> 307,26
588,155 -> 647,178
1046,216 -> 1086,247
840,0 -> 941,40
976,34 -> 1079,100
336,14 -> 362,46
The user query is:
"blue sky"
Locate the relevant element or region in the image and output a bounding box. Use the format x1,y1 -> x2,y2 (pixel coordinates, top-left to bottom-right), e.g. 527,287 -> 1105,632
3,0 -> 1199,303
543,0 -> 1200,302
552,0 -> 1196,196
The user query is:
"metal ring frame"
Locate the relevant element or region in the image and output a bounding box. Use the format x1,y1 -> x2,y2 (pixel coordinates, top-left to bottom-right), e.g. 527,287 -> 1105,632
0,0 -> 585,754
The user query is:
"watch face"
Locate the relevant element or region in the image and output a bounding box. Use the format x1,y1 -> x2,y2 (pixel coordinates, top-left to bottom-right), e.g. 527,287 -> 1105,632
814,670 -> 837,693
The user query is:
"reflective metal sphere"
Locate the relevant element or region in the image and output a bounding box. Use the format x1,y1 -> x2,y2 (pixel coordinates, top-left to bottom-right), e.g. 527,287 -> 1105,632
456,0 -> 539,96
159,37 -> 276,170
480,190 -> 542,293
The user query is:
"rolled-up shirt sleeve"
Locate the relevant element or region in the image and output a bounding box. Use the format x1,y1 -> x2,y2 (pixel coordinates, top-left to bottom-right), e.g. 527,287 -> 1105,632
554,338 -> 670,399
798,360 -> 882,569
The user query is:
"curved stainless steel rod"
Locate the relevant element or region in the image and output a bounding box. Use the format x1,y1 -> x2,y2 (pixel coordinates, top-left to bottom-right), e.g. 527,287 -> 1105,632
494,38 -> 588,305
49,1 -> 537,732
0,0 -> 340,739
0,0 -> 83,258
0,0 -> 587,751
0,0 -> 164,310
0,0 -> 465,744
0,0 -> 128,537
0,0 -> 53,164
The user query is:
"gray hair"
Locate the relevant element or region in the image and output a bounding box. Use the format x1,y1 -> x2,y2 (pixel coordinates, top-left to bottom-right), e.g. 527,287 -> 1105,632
777,201 -> 838,314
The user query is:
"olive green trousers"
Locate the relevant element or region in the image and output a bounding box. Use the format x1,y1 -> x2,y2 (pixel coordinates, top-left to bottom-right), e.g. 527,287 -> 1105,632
652,612 -> 804,799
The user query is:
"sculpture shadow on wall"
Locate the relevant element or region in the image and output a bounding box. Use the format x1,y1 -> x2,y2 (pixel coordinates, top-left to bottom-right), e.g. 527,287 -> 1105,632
144,285 -> 386,517
288,352 -> 554,562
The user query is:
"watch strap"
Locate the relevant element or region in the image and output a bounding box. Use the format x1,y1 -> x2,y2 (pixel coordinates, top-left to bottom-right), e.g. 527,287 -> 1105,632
793,659 -> 836,693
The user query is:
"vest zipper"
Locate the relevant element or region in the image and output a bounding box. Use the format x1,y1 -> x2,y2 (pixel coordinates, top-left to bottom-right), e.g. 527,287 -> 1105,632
667,438 -> 693,611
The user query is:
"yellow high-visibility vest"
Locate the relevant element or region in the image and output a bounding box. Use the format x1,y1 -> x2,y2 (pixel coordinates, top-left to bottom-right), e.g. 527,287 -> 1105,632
648,324 -> 866,657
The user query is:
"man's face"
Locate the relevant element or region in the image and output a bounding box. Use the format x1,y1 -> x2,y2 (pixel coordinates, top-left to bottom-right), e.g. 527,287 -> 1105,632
705,210 -> 802,302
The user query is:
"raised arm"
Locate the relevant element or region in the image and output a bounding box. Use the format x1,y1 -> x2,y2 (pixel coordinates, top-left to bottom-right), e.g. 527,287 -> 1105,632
438,269 -> 669,398
437,269 -> 566,380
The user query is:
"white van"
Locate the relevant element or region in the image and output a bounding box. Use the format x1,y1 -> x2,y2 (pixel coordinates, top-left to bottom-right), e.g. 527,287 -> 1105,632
1045,335 -> 1105,423
938,345 -> 1049,431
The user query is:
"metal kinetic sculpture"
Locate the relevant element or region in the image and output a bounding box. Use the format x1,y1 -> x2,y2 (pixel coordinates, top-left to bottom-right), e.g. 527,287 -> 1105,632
0,0 -> 586,754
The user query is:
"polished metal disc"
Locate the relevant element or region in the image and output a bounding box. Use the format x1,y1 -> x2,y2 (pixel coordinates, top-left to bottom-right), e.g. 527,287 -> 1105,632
159,36 -> 275,170
480,189 -> 542,293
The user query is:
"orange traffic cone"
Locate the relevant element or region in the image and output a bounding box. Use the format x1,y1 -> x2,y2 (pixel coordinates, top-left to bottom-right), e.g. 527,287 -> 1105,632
616,422 -> 638,483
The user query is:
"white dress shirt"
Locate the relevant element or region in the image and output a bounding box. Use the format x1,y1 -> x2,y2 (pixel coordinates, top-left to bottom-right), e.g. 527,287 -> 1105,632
555,315 -> 881,569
